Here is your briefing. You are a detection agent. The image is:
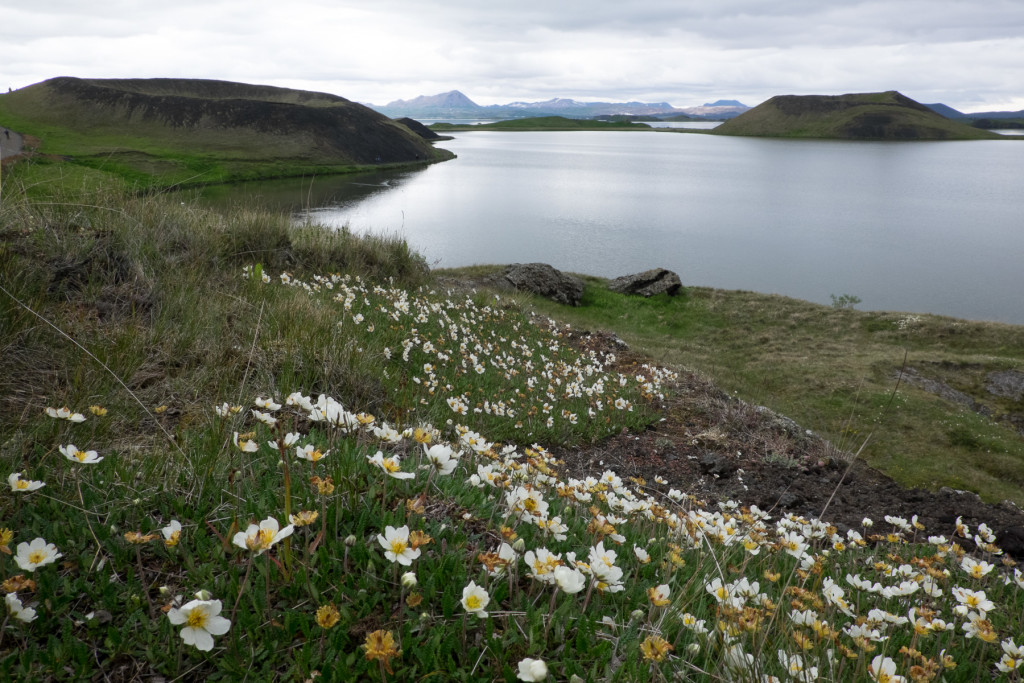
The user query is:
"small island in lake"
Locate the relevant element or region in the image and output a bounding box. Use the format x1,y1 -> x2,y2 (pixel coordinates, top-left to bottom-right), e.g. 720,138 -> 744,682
712,90 -> 1004,140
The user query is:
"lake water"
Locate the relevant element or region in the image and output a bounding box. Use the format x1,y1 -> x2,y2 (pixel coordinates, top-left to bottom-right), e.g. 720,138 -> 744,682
207,131 -> 1024,324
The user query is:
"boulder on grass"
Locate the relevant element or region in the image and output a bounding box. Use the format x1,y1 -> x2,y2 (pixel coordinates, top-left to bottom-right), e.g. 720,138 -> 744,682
608,268 -> 682,297
497,263 -> 584,306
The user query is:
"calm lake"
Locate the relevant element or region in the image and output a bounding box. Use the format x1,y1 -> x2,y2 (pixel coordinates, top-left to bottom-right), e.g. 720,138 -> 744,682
203,130 -> 1024,324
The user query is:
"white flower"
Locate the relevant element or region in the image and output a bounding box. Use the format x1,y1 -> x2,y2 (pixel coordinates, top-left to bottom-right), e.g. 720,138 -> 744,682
45,406 -> 86,422
367,451 -> 415,480
232,432 -> 258,453
253,396 -> 281,411
424,444 -> 459,475
461,580 -> 490,618
251,409 -> 277,426
9,472 -> 45,492
162,519 -> 182,547
15,537 -> 62,571
868,655 -> 905,683
295,444 -> 329,463
553,565 -> 587,594
268,432 -> 302,450
378,525 -> 420,566
633,545 -> 651,564
232,517 -> 294,555
59,443 -> 102,464
960,556 -> 995,580
167,598 -> 231,651
517,657 -> 548,681
5,593 -> 37,623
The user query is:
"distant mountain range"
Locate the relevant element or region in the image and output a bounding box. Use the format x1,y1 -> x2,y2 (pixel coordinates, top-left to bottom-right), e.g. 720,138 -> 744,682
924,103 -> 1024,119
369,90 -> 1023,124
369,91 -> 751,120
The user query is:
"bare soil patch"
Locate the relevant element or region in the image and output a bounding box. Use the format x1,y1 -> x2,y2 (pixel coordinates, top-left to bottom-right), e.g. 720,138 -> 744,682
550,328 -> 1024,559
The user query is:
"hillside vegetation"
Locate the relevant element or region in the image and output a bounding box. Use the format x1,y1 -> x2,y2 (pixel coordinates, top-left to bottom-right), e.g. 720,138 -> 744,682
0,77 -> 452,188
713,91 -> 1005,140
3,168 -> 1024,680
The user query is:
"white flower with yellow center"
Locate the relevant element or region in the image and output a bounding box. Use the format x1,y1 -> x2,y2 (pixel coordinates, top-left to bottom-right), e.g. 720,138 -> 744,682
232,517 -> 293,555
167,598 -> 231,651
162,520 -> 182,547
868,655 -> 905,683
59,444 -> 102,464
461,580 -> 490,618
378,525 -> 420,566
366,451 -> 415,480
8,472 -> 45,492
232,432 -> 258,453
295,444 -> 329,463
15,537 -> 62,572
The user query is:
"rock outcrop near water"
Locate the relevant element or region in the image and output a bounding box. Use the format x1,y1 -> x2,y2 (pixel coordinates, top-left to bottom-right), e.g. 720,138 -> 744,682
489,263 -> 584,306
712,91 -> 1002,140
609,268 -> 682,297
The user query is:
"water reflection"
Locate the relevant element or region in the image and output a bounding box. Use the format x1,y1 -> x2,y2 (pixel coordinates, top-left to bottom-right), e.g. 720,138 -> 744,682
198,170 -> 419,216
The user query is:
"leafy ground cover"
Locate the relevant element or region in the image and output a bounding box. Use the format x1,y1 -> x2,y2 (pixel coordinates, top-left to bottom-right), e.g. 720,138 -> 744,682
2,172 -> 1024,680
466,271 -> 1024,509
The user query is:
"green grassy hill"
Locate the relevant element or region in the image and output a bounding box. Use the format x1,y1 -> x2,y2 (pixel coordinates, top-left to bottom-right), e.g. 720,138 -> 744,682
713,91 -> 1004,140
0,77 -> 453,187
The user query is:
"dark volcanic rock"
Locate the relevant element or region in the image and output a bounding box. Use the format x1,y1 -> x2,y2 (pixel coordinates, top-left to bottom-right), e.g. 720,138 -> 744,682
396,117 -> 442,140
494,263 -> 584,306
986,370 -> 1024,401
608,268 -> 682,297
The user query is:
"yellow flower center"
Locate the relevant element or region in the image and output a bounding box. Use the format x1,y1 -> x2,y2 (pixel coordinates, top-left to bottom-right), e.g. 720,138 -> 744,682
15,480 -> 29,490
383,459 -> 400,473
257,529 -> 275,547
464,594 -> 481,609
187,608 -> 208,629
28,551 -> 45,565
74,450 -> 88,461
390,539 -> 407,555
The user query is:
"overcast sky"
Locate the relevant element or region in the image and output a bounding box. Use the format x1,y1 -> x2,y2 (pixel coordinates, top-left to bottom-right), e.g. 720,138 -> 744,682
3,0 -> 1023,112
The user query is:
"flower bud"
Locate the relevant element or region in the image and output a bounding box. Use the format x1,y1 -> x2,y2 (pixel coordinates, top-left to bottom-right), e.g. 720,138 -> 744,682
570,676 -> 586,683
159,585 -> 170,596
401,572 -> 417,589
630,609 -> 645,621
194,589 -> 212,601
687,643 -> 701,655
344,534 -> 357,547
512,538 -> 526,553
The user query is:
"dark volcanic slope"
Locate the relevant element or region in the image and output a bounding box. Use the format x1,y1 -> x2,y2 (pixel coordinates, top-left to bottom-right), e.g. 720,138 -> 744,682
396,117 -> 443,140
5,77 -> 445,165
713,90 -> 1001,140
